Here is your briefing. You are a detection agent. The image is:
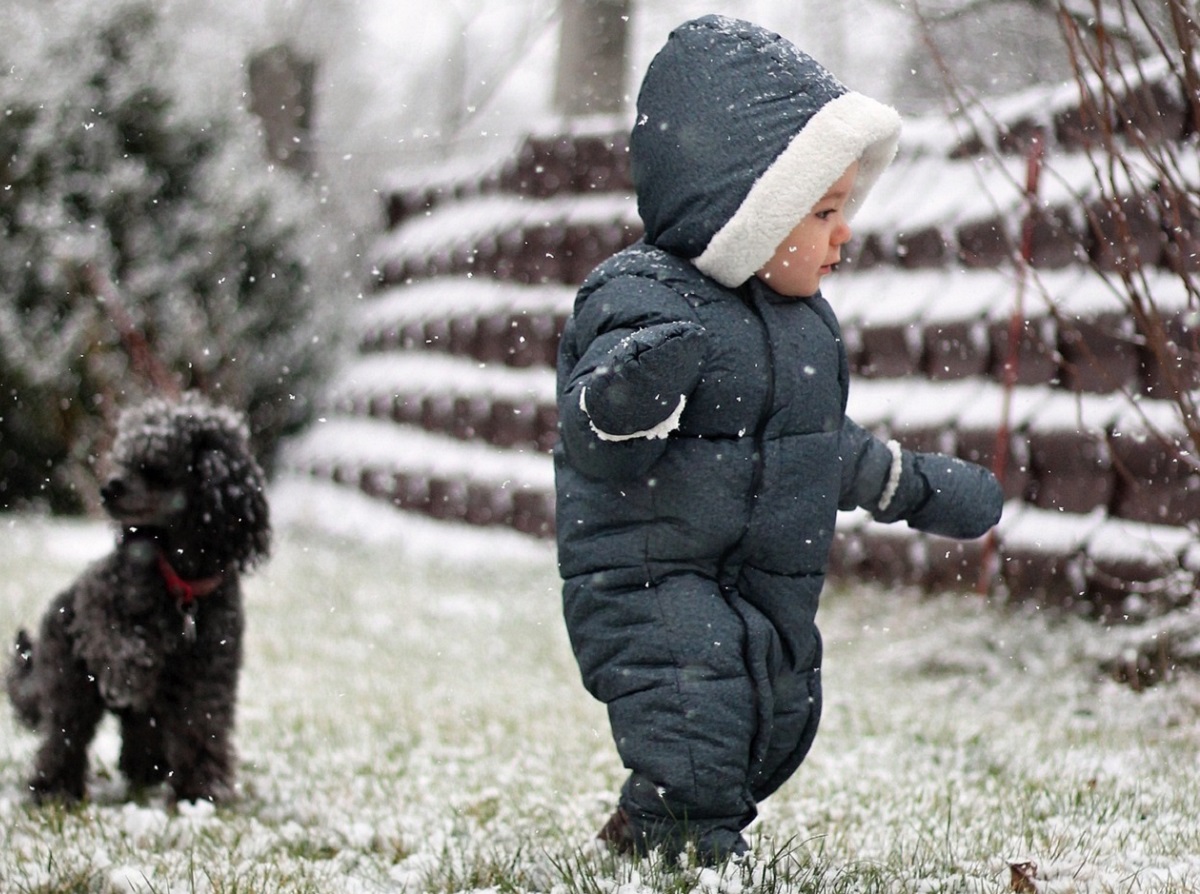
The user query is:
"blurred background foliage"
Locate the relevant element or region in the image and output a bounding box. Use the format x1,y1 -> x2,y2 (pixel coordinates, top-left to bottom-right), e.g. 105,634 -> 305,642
0,2 -> 343,512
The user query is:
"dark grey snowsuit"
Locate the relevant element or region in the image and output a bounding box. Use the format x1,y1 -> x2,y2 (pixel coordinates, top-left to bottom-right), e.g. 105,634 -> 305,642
554,15 -> 1003,860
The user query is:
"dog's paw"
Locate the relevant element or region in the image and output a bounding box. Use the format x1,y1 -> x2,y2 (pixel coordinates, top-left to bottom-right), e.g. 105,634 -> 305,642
171,779 -> 236,808
27,777 -> 85,807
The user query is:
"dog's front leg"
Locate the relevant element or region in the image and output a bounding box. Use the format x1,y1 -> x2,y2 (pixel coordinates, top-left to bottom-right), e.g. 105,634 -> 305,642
160,614 -> 242,804
163,689 -> 237,804
119,710 -> 168,791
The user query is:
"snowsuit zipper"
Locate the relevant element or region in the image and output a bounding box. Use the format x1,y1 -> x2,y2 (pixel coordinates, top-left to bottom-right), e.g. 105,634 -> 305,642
719,284 -> 774,576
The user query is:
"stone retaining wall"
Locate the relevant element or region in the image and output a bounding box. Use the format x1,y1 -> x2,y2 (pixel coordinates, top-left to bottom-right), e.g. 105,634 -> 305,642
283,85 -> 1199,621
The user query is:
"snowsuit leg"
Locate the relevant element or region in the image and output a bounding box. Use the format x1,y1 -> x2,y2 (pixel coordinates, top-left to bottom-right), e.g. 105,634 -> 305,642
730,566 -> 825,802
564,570 -> 759,858
746,650 -> 822,801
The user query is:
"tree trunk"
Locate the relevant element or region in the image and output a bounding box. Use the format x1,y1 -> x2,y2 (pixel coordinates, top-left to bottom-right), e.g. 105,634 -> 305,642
248,44 -> 317,174
553,0 -> 630,116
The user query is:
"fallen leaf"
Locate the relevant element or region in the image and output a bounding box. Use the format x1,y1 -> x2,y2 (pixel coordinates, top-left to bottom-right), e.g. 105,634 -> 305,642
1009,859 -> 1038,893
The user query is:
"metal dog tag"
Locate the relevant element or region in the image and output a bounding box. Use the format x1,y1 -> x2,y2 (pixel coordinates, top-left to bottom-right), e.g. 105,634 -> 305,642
181,605 -> 198,644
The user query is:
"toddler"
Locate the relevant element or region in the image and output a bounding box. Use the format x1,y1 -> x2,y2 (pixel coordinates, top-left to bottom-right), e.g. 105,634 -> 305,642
554,15 -> 1003,864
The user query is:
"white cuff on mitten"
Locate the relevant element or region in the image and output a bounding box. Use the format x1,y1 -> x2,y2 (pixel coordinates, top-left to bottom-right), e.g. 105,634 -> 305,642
580,387 -> 687,442
877,439 -> 904,511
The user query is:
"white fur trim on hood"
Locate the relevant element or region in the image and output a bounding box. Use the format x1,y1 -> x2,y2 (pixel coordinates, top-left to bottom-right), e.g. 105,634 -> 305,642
693,92 -> 901,289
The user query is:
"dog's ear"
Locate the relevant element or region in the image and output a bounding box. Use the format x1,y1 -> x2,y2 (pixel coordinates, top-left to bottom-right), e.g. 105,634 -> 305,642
192,438 -> 272,572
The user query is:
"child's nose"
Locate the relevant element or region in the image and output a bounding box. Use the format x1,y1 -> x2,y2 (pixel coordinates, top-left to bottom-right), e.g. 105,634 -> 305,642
834,220 -> 853,245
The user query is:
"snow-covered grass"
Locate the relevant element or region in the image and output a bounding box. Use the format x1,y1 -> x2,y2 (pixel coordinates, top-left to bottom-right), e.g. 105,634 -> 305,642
2,478 -> 1199,893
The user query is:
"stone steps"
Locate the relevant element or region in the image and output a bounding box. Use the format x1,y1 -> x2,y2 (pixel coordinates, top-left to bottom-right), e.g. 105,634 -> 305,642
280,88 -> 1199,615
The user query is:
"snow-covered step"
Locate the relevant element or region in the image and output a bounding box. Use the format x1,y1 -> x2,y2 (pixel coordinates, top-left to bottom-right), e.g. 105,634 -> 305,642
355,266 -> 1197,399
833,502 -> 1199,621
380,120 -> 633,227
848,375 -> 1184,439
356,279 -> 574,368
848,376 -> 1198,526
835,265 -> 1195,392
312,360 -> 1198,530
335,95 -> 1199,607
323,354 -> 557,453
284,416 -> 552,487
281,417 -> 555,537
359,279 -> 575,326
371,192 -> 639,287
329,353 -> 555,405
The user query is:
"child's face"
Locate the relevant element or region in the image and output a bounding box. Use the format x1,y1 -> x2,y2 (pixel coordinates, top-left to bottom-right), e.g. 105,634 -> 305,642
755,162 -> 859,298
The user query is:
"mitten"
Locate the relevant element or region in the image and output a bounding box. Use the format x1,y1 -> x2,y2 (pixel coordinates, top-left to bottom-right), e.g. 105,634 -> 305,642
580,321 -> 707,440
866,441 -> 1002,539
905,452 -> 1003,539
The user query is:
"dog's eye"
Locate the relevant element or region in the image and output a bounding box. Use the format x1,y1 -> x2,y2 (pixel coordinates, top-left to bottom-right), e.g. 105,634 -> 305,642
138,464 -> 175,487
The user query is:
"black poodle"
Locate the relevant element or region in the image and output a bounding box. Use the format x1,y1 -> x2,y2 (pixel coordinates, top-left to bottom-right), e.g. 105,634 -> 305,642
6,393 -> 270,804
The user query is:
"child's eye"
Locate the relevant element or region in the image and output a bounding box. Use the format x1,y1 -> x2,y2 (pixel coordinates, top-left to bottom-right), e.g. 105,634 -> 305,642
815,209 -> 835,220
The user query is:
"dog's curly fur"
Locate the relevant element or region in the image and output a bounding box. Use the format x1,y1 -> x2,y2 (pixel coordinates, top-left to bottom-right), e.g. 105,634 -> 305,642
6,393 -> 270,804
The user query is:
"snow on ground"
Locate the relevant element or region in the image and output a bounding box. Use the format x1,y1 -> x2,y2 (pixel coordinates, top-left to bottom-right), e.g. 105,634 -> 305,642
2,479 -> 1200,893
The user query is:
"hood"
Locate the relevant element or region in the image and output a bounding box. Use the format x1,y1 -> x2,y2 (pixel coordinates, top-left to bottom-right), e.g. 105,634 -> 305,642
630,15 -> 902,288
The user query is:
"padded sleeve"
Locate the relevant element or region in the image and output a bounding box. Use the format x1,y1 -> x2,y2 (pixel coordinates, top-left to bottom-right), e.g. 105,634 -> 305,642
557,277 -> 707,481
838,417 -> 1003,539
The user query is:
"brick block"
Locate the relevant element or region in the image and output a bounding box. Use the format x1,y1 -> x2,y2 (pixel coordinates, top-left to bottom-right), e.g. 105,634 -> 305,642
852,529 -> 926,587
956,216 -> 1014,269
465,482 -> 513,527
1026,428 -> 1113,513
895,227 -> 948,269
1086,195 -> 1165,272
1025,206 -> 1085,269
858,325 -> 920,378
452,395 -> 493,441
449,315 -> 479,356
535,403 -> 559,453
519,224 -> 568,284
571,132 -> 632,192
428,476 -> 469,520
922,320 -> 991,380
505,311 -> 558,368
393,471 -> 431,511
1139,314 -> 1200,398
399,320 -> 425,351
956,428 -> 1031,502
1082,553 -> 1180,622
996,118 -> 1044,155
510,135 -> 574,198
420,394 -> 455,435
358,466 -> 392,500
1159,184 -> 1200,274
474,313 -> 512,364
842,232 -> 888,271
1109,430 -> 1200,526
490,399 -> 538,448
1053,104 -> 1105,151
422,318 -> 452,352
923,537 -> 990,592
1057,313 -> 1140,393
998,546 -> 1087,609
512,490 -> 556,538
1116,79 -> 1189,144
987,316 -> 1059,386
391,392 -> 423,425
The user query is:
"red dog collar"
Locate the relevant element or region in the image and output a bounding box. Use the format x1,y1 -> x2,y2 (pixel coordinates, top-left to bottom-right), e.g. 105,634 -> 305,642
156,552 -> 223,606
